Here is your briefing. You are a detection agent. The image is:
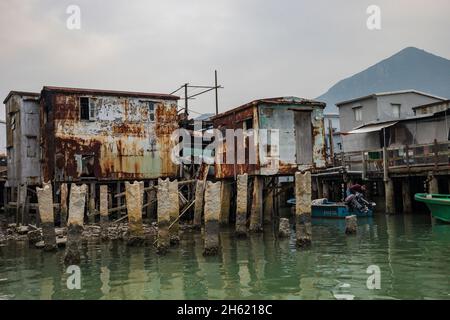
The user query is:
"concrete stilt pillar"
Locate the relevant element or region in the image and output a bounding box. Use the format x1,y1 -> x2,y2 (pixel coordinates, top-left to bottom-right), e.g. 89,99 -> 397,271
193,180 -> 205,229
88,182 -> 96,224
263,181 -> 274,224
278,218 -> 290,238
236,174 -> 248,237
64,184 -> 87,264
219,181 -> 232,225
249,176 -> 263,233
345,215 -> 357,234
168,179 -> 180,245
125,181 -> 144,246
146,181 -> 155,221
429,175 -> 439,194
100,185 -> 109,240
295,172 -> 312,247
60,183 -> 68,227
36,182 -> 57,251
385,178 -> 395,214
402,179 -> 412,213
156,178 -> 170,254
203,181 -> 221,256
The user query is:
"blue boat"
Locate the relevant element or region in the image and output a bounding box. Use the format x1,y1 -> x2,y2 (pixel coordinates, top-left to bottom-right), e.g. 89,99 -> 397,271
287,198 -> 374,218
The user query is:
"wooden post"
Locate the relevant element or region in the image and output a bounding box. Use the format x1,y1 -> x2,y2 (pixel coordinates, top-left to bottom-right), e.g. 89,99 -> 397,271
235,174 -> 248,237
64,184 -> 87,264
203,181 -> 221,256
362,151 -> 367,181
88,182 -> 96,224
385,178 -> 395,214
295,172 -> 312,247
383,146 -> 389,182
402,179 -> 412,213
168,179 -> 180,245
429,175 -> 439,194
156,178 -> 170,254
60,183 -> 68,227
345,215 -> 357,234
219,181 -> 231,225
278,217 -> 290,238
145,181 -> 155,222
36,182 -> 57,251
263,178 -> 274,224
249,176 -> 263,232
99,185 -> 109,240
193,180 -> 205,229
316,177 -> 323,199
125,181 -> 144,246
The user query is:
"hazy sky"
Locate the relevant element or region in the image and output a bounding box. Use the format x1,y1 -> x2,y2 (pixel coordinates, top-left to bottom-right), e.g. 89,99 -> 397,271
1,0 -> 450,120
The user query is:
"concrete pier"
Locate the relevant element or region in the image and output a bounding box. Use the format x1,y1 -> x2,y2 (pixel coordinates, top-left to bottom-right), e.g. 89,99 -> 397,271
345,215 -> 357,234
204,181 -> 221,256
99,185 -> 109,240
385,179 -> 395,214
193,180 -> 205,229
125,181 -> 145,246
249,176 -> 263,233
60,183 -> 68,227
236,174 -> 248,237
36,182 -> 57,251
88,182 -> 96,224
64,184 -> 87,264
402,179 -> 412,213
219,182 -> 231,225
295,172 -> 312,247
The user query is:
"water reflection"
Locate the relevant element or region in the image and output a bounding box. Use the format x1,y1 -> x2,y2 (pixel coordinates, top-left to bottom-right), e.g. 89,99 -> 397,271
0,214 -> 449,299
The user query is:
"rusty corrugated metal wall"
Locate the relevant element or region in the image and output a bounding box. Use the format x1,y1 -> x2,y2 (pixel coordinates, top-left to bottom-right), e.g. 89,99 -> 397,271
41,89 -> 179,182
213,97 -> 326,179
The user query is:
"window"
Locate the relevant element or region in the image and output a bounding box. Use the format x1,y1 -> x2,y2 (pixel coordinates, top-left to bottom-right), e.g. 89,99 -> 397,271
391,104 -> 401,118
147,101 -> 155,121
353,107 -> 362,122
80,97 -> 90,120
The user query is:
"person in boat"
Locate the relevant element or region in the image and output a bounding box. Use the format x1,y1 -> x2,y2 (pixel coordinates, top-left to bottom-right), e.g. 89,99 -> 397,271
345,184 -> 370,213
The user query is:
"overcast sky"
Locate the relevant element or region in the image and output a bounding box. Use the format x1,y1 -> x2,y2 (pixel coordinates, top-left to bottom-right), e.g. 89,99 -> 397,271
1,0 -> 450,120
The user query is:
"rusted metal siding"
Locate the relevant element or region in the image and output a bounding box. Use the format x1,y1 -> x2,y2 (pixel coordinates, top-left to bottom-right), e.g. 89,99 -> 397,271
4,92 -> 41,187
213,97 -> 326,179
41,89 -> 179,182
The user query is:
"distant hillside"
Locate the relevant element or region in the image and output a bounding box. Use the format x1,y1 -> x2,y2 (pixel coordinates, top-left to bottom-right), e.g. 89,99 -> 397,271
317,47 -> 450,113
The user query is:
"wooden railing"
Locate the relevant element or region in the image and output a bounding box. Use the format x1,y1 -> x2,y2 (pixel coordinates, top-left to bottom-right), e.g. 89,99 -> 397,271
332,140 -> 450,176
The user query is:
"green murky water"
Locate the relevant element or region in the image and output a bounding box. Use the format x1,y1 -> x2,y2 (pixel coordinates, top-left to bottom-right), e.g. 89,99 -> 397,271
0,213 -> 449,300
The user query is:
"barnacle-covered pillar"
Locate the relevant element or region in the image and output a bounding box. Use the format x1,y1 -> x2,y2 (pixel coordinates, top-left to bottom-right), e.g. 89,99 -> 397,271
65,184 -> 87,265
204,181 -> 221,256
295,172 -> 312,247
345,215 -> 357,234
36,182 -> 57,251
125,181 -> 144,246
278,218 -> 290,238
249,176 -> 263,232
193,180 -> 205,229
235,174 -> 248,237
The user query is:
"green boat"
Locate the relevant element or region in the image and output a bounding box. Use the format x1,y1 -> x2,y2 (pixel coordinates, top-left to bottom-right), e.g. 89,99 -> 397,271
414,194 -> 450,223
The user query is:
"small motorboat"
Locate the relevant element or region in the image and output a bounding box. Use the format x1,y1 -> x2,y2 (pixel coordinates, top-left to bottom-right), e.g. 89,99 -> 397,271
414,194 -> 450,223
287,198 -> 374,219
